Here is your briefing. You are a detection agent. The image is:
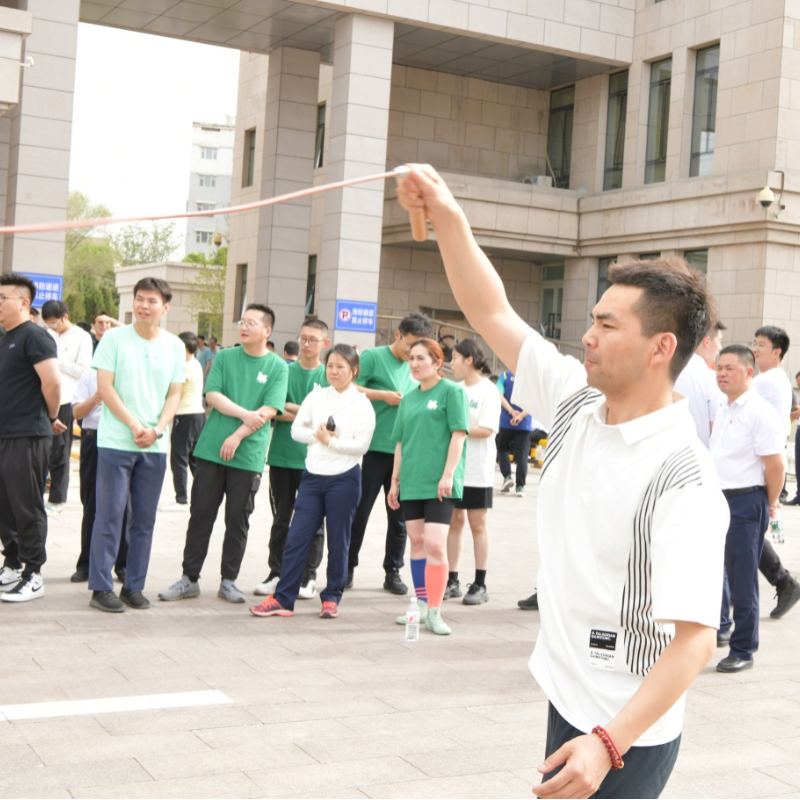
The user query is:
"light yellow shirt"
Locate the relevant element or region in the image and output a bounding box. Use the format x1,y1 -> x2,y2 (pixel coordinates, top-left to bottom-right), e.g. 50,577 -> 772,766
176,357 -> 205,415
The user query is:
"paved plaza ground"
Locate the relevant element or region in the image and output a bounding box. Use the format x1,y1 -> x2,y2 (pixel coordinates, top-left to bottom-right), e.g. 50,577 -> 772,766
3,458 -> 800,799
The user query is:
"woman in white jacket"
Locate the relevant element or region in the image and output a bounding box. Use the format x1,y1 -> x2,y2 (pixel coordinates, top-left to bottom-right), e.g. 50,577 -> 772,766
250,344 -> 375,619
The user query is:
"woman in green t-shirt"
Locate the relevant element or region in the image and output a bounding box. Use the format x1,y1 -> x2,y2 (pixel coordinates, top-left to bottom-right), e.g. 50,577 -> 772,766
388,339 -> 468,635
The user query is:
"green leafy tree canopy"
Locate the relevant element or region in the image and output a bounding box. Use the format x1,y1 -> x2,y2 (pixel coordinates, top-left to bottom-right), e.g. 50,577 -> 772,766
186,246 -> 226,340
112,221 -> 181,267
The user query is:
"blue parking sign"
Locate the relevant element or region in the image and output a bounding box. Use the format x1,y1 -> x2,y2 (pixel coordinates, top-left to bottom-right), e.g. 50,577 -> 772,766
335,299 -> 377,333
23,273 -> 63,309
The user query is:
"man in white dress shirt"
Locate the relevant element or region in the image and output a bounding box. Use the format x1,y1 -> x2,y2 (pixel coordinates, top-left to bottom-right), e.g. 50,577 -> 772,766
396,166 -> 728,800
674,320 -> 725,446
710,345 -> 786,673
42,299 -> 93,514
751,326 -> 800,620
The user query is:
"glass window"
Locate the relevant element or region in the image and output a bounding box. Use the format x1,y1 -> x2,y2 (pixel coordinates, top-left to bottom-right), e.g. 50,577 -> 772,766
314,104 -> 326,169
645,58 -> 672,184
684,249 -> 708,274
547,87 -> 574,189
542,264 -> 565,282
201,147 -> 218,160
199,175 -> 216,188
195,230 -> 214,244
234,264 -> 248,321
243,128 -> 256,188
604,72 -> 628,191
196,202 -> 216,212
690,45 -> 719,178
597,257 -> 616,301
305,255 -> 317,315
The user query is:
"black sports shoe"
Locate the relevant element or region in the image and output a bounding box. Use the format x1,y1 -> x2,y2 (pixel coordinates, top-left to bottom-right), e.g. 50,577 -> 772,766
70,569 -> 89,583
517,592 -> 539,610
345,568 -> 354,591
462,583 -> 488,605
383,569 -> 408,595
120,588 -> 151,609
444,578 -> 462,599
90,590 -> 125,613
771,578 -> 800,619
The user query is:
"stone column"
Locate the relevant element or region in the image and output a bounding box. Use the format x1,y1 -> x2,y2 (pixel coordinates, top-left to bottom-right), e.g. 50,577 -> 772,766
3,0 -> 78,277
318,13 -> 394,350
253,47 -> 321,347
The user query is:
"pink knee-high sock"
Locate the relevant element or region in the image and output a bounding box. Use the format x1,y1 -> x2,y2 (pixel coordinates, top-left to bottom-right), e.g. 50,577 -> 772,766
425,563 -> 448,609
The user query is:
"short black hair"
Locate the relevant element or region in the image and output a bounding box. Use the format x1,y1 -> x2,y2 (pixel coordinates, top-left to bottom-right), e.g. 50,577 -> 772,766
30,307 -> 40,317
755,326 -> 789,361
77,321 -> 92,334
93,309 -> 111,322
42,299 -> 69,320
0,273 -> 36,303
325,343 -> 360,377
719,344 -> 756,370
301,317 -> 329,336
179,331 -> 198,355
284,340 -> 300,356
197,335 -> 205,343
133,277 -> 172,304
245,303 -> 275,329
398,310 -> 434,338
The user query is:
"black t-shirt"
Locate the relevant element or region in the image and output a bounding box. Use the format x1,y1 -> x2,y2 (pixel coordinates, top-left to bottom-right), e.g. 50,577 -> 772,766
0,321 -> 57,438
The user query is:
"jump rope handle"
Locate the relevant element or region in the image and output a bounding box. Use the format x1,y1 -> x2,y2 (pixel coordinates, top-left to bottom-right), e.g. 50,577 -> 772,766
394,166 -> 429,242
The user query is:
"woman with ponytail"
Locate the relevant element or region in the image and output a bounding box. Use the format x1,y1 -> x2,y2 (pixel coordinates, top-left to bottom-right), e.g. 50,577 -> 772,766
445,339 -> 501,605
388,339 -> 469,635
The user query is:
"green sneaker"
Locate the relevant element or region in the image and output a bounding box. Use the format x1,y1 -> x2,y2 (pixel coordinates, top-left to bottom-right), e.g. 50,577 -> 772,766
424,606 -> 451,635
396,600 -> 427,625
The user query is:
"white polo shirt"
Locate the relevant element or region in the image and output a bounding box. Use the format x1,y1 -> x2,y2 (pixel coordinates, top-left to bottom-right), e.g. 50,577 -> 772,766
674,353 -> 725,447
709,388 -> 786,490
753,367 -> 792,435
50,325 -> 93,405
460,377 -> 501,488
512,329 -> 728,746
71,368 -> 101,430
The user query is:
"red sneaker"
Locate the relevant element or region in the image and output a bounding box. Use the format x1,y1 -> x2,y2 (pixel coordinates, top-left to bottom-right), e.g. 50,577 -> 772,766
249,595 -> 293,617
320,600 -> 338,619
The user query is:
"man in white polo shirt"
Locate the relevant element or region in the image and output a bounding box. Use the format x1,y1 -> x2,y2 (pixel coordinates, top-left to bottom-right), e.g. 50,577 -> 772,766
710,345 -> 785,673
675,320 -> 725,446
397,165 -> 728,799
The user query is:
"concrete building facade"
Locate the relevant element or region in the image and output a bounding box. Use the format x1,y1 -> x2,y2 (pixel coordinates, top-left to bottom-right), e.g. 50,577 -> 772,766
2,0 -> 800,374
184,117 -> 235,259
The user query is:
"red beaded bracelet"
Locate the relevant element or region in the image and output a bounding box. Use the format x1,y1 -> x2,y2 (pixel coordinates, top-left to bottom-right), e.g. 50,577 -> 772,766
592,725 -> 625,770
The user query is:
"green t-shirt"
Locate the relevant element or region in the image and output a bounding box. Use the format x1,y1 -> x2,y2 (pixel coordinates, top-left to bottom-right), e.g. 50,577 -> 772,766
356,345 -> 417,454
194,347 -> 288,473
391,378 -> 469,500
93,325 -> 186,454
267,360 -> 328,470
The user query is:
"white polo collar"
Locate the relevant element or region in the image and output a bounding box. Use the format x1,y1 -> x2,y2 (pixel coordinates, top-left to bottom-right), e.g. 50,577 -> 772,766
583,392 -> 691,445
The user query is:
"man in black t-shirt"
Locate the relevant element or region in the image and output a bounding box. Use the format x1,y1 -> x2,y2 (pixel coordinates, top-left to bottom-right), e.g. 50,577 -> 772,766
0,274 -> 63,603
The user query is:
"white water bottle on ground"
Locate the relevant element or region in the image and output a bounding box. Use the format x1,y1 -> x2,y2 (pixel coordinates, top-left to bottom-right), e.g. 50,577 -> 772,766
770,518 -> 785,544
405,597 -> 420,642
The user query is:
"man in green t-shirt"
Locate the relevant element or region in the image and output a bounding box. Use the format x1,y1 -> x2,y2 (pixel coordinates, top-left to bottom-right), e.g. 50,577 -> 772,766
348,311 -> 434,594
158,304 -> 288,605
255,318 -> 330,599
89,277 -> 186,613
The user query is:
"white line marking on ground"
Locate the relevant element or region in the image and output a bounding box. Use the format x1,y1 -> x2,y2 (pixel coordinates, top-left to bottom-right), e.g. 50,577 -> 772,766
0,689 -> 232,721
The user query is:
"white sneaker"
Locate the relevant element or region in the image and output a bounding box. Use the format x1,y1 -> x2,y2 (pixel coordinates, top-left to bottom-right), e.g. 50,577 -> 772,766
298,578 -> 317,599
161,502 -> 188,512
254,575 -> 279,596
500,476 -> 514,493
0,566 -> 21,593
44,502 -> 65,516
1,572 -> 44,602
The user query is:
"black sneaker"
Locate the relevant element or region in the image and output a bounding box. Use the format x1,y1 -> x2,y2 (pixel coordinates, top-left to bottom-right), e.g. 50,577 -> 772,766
463,583 -> 488,605
70,569 -> 89,583
443,578 -> 462,599
517,592 -> 539,610
344,568 -> 354,590
120,588 -> 151,609
771,578 -> 800,619
383,569 -> 408,595
90,590 -> 125,613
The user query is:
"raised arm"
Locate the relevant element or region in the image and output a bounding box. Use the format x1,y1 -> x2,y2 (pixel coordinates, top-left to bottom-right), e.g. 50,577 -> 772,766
396,165 -> 529,372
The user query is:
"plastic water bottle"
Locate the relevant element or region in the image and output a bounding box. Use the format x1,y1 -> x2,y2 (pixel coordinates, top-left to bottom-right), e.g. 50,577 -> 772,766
770,519 -> 785,544
405,597 -> 420,642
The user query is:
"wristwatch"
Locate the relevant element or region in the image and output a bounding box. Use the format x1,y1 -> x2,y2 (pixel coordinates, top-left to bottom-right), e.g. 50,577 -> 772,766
154,428 -> 164,440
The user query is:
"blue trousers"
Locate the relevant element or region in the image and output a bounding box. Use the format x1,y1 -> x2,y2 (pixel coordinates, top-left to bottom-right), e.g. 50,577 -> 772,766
89,448 -> 167,593
276,466 -> 361,611
719,489 -> 770,660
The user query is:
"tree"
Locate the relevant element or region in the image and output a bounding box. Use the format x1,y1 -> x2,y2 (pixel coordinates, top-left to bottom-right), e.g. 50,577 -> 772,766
186,246 -> 226,340
63,189 -> 118,322
112,221 -> 181,266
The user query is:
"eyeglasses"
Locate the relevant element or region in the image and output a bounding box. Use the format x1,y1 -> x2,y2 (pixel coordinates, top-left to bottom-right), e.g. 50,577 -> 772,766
44,321 -> 60,329
751,341 -> 770,349
297,336 -> 323,345
237,319 -> 263,330
0,294 -> 23,303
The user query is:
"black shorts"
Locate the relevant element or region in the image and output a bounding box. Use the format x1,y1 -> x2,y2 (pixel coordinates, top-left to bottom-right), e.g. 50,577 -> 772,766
455,486 -> 493,510
401,498 -> 456,525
